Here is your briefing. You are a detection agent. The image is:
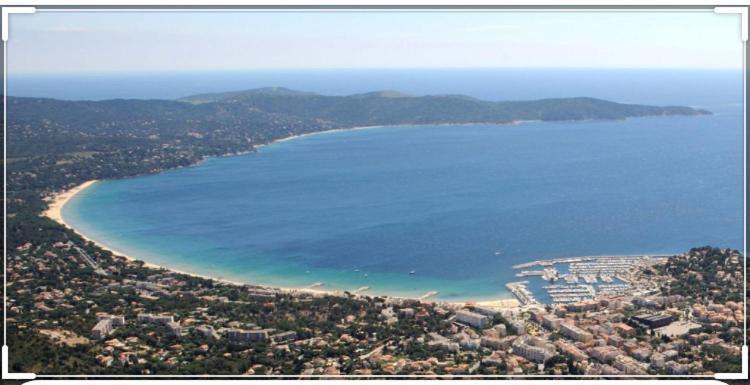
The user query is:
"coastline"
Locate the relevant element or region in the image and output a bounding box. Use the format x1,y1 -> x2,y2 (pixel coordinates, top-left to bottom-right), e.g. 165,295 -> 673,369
42,178 -> 518,308
40,123 -> 538,307
42,180 -> 339,298
253,120 -> 540,152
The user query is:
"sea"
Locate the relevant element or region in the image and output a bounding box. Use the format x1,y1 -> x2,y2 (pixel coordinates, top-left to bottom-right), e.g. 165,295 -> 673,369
18,69 -> 742,302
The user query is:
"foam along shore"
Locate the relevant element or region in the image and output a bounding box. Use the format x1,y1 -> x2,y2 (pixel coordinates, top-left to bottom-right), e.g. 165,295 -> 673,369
43,180 -> 99,226
42,179 -> 162,271
254,125 -> 386,150
254,121 -> 541,151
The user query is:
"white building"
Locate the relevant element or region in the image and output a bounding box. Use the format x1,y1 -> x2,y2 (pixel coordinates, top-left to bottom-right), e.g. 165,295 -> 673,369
91,315 -> 125,341
225,328 -> 269,343
456,310 -> 489,328
512,335 -> 556,363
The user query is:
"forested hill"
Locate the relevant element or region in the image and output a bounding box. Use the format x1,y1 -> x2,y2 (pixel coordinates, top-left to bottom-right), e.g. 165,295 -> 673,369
6,88 -> 709,207
7,88 -> 709,158
178,87 -> 710,125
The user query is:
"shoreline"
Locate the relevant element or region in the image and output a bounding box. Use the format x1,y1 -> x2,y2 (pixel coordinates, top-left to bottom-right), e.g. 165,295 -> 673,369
253,120 -> 541,152
39,122 -> 555,307
42,180 -> 340,298
41,178 -> 518,308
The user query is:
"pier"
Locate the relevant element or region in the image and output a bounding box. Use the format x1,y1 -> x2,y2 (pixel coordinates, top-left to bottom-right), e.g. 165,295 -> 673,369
352,286 -> 370,294
506,281 -> 538,306
419,291 -> 439,301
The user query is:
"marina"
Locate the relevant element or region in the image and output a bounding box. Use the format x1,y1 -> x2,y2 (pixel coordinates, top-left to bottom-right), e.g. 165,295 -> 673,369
510,255 -> 666,305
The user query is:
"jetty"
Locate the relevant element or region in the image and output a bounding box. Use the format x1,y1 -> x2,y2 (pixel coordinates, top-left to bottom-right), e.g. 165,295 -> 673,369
506,281 -> 538,306
419,291 -> 439,301
352,286 -> 370,294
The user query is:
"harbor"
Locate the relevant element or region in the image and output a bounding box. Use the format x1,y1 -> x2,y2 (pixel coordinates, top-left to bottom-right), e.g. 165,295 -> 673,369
508,254 -> 667,305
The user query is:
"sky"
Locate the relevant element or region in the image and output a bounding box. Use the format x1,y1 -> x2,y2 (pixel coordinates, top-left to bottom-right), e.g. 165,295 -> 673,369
7,10 -> 745,74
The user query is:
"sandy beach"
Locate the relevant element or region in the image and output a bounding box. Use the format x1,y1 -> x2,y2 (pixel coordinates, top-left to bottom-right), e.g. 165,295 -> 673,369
256,121 -> 539,151
43,179 -> 166,272
43,180 -> 99,226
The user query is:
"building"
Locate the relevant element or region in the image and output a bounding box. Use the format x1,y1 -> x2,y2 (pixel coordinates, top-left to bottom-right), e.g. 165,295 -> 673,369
166,321 -> 182,337
529,310 -> 561,330
91,315 -> 125,341
458,337 -> 481,351
559,323 -> 593,343
665,361 -> 689,375
225,328 -> 269,343
138,313 -> 180,337
567,300 -> 599,313
196,325 -> 220,339
588,345 -> 624,363
481,336 -> 516,350
473,306 -> 498,317
630,347 -> 652,362
614,323 -> 634,337
541,314 -> 562,330
271,331 -> 297,343
456,310 -> 489,328
554,340 -> 589,362
613,355 -> 647,375
511,335 -> 556,363
631,314 -> 673,329
137,313 -> 175,325
90,319 -> 112,341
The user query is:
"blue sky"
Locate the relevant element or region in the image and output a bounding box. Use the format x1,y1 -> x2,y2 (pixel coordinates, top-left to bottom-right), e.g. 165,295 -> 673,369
8,10 -> 744,74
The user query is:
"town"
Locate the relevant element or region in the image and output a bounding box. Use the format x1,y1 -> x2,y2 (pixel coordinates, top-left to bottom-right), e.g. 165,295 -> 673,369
4,88 -> 745,377
6,235 -> 745,375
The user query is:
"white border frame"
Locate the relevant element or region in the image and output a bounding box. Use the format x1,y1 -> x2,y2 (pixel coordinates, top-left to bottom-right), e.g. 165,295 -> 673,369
2,2 -> 747,381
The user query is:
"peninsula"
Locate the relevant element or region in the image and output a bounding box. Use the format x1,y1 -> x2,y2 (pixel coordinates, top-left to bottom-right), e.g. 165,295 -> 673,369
6,88 -> 741,376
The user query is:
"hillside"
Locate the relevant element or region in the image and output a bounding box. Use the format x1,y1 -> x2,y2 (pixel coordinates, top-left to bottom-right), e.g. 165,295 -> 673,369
7,89 -> 709,160
177,88 -> 711,126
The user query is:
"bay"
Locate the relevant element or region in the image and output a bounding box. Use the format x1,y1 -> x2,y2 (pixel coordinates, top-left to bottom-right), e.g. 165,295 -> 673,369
63,101 -> 744,301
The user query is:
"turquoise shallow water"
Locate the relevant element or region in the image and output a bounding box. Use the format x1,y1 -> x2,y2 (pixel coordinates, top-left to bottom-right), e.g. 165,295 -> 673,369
63,103 -> 744,301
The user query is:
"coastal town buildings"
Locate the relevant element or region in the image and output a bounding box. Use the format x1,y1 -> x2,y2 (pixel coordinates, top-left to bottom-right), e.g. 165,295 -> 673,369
6,233 -> 743,376
91,315 -> 125,341
511,335 -> 556,363
455,310 -> 489,329
225,328 -> 269,343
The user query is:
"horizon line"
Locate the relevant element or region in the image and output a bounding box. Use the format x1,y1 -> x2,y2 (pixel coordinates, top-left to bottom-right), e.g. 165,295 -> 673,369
8,66 -> 744,77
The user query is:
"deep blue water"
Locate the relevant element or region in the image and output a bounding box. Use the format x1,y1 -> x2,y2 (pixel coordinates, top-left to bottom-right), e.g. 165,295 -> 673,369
57,70 -> 744,301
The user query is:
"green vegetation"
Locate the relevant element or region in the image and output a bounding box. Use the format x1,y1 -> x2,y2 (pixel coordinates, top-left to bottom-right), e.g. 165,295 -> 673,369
659,246 -> 743,304
2,88 -> 735,376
